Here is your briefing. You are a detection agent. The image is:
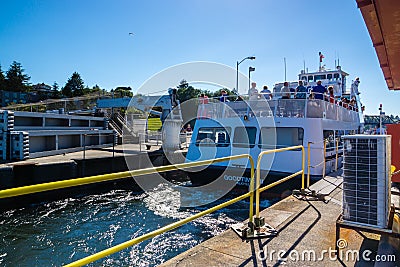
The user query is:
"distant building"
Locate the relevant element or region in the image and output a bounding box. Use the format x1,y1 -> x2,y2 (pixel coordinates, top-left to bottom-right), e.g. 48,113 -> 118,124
32,83 -> 53,99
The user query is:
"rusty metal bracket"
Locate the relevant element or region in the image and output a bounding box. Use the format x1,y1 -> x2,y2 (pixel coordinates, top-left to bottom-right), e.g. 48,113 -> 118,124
292,188 -> 326,202
231,217 -> 278,240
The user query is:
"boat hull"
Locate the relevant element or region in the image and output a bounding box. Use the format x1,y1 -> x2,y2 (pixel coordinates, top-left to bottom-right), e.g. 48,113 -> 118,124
186,165 -> 317,198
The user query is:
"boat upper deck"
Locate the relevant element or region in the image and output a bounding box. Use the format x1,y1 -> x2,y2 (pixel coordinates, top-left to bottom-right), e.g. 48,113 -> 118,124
197,96 -> 361,123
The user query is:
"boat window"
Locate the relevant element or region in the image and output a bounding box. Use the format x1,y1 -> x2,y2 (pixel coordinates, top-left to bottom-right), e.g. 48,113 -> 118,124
308,75 -> 313,82
195,127 -> 231,147
259,127 -> 303,149
334,73 -> 340,80
315,75 -> 326,81
327,74 -> 333,80
233,127 -> 257,148
301,76 -> 306,81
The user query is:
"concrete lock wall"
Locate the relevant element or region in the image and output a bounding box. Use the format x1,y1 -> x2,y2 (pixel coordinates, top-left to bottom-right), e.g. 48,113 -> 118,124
0,110 -> 115,161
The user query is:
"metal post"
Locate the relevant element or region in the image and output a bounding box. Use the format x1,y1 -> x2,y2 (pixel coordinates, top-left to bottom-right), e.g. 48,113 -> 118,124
301,146 -> 305,189
83,134 -> 86,160
112,133 -> 115,172
139,133 -> 142,152
83,134 -> 86,176
323,139 -> 327,178
236,56 -> 256,94
248,67 -> 250,91
335,138 -> 339,171
307,142 -> 312,188
236,61 -> 239,93
112,133 -> 115,158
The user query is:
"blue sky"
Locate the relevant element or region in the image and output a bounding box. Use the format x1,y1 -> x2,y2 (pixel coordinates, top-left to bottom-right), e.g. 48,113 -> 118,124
0,0 -> 398,115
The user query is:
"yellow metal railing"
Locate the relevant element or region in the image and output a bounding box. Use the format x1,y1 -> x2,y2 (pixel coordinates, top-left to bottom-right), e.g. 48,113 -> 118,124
0,154 -> 255,267
306,139 -> 329,186
0,154 -> 254,200
0,145 -> 309,267
255,145 -> 305,218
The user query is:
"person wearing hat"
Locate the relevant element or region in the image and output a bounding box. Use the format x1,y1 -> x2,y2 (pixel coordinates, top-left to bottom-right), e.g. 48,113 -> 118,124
311,80 -> 327,100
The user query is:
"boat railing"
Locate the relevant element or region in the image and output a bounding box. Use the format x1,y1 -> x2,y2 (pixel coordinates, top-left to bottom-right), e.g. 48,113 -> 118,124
197,93 -> 359,122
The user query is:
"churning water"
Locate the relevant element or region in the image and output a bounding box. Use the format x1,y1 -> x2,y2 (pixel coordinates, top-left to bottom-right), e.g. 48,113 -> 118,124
0,181 -> 272,266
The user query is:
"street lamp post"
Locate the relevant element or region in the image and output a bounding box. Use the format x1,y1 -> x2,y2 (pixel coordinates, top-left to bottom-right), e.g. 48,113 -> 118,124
249,66 -> 255,90
236,56 -> 256,94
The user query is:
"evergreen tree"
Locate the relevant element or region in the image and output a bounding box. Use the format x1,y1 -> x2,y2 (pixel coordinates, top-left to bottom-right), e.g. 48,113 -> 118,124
176,79 -> 202,102
51,81 -> 62,99
0,65 -> 5,91
62,72 -> 85,97
5,61 -> 31,92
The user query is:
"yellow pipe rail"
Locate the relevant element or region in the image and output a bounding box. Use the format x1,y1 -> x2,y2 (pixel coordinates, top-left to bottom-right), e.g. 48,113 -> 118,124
255,145 -> 305,219
322,139 -> 327,178
0,154 -> 255,267
307,142 -> 312,188
64,190 -> 252,267
0,154 -> 254,200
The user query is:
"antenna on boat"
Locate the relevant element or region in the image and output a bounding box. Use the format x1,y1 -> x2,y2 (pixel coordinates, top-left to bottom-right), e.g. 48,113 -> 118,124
284,57 -> 287,81
337,52 -> 340,67
303,59 -> 306,73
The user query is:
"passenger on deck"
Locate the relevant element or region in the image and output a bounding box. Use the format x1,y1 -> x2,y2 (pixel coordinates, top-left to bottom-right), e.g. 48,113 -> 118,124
328,86 -> 335,104
295,80 -> 307,99
280,82 -> 291,99
219,90 -> 229,102
349,97 -> 358,111
375,124 -> 386,135
248,82 -> 259,100
342,97 -> 349,108
199,93 -> 209,104
260,85 -> 272,100
311,80 -> 327,100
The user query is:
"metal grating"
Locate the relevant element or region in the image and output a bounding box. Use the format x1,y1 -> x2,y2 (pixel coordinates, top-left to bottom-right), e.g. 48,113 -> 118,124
342,135 -> 391,228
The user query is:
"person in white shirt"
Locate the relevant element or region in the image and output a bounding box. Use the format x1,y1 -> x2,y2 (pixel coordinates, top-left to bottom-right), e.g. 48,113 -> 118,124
248,82 -> 259,100
280,81 -> 291,99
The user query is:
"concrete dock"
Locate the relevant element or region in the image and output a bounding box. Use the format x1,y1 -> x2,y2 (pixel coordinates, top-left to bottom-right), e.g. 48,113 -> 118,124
160,171 -> 400,266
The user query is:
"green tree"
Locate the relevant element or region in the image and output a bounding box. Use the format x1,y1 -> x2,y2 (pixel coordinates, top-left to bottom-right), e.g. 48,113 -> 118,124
62,72 -> 85,97
176,79 -> 202,102
5,61 -> 31,92
114,86 -> 133,97
51,81 -> 62,99
0,65 -> 5,91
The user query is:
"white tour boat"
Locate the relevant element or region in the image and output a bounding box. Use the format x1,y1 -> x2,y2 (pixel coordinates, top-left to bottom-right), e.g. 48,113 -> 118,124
185,66 -> 364,188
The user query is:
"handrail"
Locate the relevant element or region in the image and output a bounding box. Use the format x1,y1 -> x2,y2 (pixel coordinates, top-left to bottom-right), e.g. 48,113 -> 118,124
0,146 -> 310,266
306,139 -> 329,185
0,154 -> 254,200
58,154 -> 254,266
65,146 -> 309,266
255,145 -> 305,219
64,189 -> 253,267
